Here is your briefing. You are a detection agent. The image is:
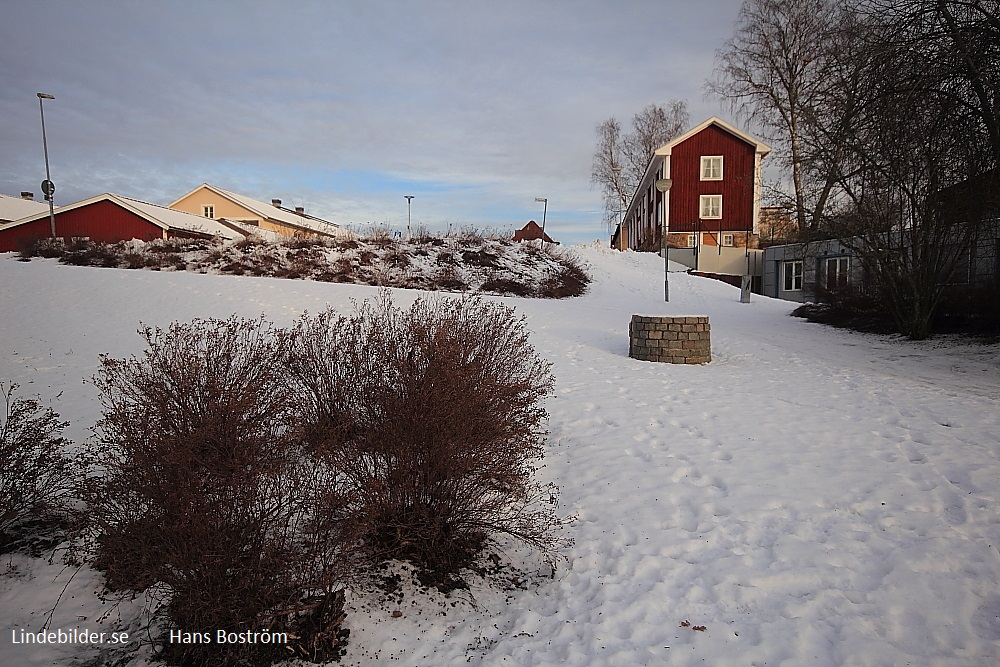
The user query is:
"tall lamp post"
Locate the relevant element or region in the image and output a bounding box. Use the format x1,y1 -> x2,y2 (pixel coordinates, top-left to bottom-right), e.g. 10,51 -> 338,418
404,195 -> 414,238
534,197 -> 547,249
37,92 -> 56,238
654,177 -> 673,302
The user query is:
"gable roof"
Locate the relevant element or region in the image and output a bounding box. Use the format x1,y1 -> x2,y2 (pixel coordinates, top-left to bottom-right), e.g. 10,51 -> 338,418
513,220 -> 557,244
169,183 -> 351,237
654,116 -> 772,157
0,194 -> 54,223
629,117 -> 773,200
0,193 -> 240,239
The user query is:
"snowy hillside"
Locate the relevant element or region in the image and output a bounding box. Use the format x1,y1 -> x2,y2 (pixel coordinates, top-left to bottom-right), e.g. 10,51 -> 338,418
1,243 -> 999,667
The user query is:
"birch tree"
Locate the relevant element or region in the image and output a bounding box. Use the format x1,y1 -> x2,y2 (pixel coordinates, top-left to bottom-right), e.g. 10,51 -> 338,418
708,0 -> 846,232
592,101 -> 688,233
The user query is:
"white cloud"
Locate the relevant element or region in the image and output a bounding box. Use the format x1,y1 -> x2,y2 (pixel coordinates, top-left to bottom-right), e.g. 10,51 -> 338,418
0,0 -> 745,242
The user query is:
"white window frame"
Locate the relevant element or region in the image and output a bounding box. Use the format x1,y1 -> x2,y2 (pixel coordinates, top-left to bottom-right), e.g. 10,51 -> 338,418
783,260 -> 803,291
686,234 -> 697,248
700,195 -> 722,219
721,233 -> 735,247
202,205 -> 215,219
825,256 -> 850,290
700,155 -> 723,181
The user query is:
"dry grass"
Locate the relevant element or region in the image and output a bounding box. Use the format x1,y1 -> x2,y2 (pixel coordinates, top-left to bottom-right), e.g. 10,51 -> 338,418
14,234 -> 591,299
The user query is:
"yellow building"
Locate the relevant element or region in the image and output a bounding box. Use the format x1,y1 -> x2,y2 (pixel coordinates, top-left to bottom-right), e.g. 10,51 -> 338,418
169,184 -> 354,239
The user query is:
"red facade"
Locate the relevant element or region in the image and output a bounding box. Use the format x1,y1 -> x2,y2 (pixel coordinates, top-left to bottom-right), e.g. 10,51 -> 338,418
0,200 -> 165,252
618,118 -> 768,253
513,220 -> 556,244
668,124 -> 757,234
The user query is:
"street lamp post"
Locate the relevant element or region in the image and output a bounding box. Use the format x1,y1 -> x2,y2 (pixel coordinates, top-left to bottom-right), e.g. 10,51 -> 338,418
534,197 -> 547,249
37,92 -> 56,238
404,195 -> 414,238
654,177 -> 673,302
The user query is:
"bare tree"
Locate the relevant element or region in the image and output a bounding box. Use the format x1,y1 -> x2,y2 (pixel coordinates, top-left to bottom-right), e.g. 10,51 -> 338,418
864,0 -> 1000,166
708,0 -> 847,231
592,101 -> 688,233
591,118 -> 630,233
821,0 -> 998,339
622,102 -> 689,180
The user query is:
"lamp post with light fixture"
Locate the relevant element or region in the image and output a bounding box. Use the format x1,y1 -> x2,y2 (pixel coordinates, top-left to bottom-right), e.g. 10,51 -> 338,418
654,177 -> 673,302
534,197 -> 547,248
37,92 -> 56,238
404,195 -> 414,238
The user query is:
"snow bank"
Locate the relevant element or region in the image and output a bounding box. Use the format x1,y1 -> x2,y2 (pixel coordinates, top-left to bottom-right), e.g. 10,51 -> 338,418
1,245 -> 998,666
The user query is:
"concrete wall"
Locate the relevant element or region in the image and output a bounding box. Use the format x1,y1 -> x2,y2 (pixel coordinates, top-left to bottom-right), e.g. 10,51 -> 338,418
668,246 -> 762,276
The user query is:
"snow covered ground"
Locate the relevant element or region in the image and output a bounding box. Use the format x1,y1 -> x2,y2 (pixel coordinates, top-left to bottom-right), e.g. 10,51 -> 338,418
1,242 -> 999,667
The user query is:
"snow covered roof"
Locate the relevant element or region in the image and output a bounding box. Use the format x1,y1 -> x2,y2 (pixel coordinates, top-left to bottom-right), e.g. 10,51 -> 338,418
0,193 -> 55,223
215,218 -> 286,242
169,183 -> 354,238
0,193 -> 240,239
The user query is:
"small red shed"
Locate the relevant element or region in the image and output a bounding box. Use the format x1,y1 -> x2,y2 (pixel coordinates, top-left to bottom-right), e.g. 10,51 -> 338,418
513,220 -> 557,244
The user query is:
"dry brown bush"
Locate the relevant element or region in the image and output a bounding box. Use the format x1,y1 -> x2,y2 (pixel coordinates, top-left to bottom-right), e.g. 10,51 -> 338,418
17,237 -> 66,260
480,275 -> 536,297
89,317 -> 348,666
430,266 -> 469,292
538,252 -> 591,299
0,383 -> 78,554
282,292 -> 565,587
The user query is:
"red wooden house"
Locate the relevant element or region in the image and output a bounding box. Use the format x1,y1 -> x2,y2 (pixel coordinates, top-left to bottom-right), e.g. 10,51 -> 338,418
616,117 -> 770,260
0,193 -> 240,253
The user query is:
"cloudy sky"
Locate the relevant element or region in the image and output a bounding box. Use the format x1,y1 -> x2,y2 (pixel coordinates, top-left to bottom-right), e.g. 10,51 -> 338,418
1,0 -> 749,244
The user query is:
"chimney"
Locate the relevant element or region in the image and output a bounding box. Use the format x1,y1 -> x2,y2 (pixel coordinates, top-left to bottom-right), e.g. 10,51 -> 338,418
295,206 -> 305,215
20,191 -> 33,200
271,199 -> 281,208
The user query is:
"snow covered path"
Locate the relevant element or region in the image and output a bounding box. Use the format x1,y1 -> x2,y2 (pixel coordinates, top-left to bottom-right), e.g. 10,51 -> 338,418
1,245 -> 999,666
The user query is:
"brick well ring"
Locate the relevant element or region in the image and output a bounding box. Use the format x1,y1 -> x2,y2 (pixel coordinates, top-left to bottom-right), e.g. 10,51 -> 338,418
629,315 -> 711,364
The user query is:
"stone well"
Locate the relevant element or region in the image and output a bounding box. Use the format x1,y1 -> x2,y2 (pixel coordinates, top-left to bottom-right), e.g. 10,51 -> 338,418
628,315 -> 711,364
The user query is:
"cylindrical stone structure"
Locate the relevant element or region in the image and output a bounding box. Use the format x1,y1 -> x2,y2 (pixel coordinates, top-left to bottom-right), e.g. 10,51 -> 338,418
629,315 -> 711,364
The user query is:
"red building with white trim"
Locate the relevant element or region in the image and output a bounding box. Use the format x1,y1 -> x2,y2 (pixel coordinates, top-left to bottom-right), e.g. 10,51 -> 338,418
615,117 -> 771,259
0,193 -> 240,253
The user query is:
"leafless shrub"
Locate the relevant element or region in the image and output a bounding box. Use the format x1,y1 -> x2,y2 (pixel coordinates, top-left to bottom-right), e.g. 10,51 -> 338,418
480,275 -> 535,297
0,383 -> 78,555
283,235 -> 326,250
457,225 -> 507,242
332,238 -> 359,251
234,236 -> 267,251
17,237 -> 65,260
146,238 -> 213,254
282,293 -> 566,588
201,247 -> 225,265
409,225 -> 435,243
933,285 -> 1000,336
364,226 -> 394,246
461,248 -> 499,268
384,249 -> 411,268
219,260 -> 249,275
538,251 -> 591,298
436,250 -> 457,265
89,317 -> 348,666
431,266 -> 469,292
59,240 -> 120,268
